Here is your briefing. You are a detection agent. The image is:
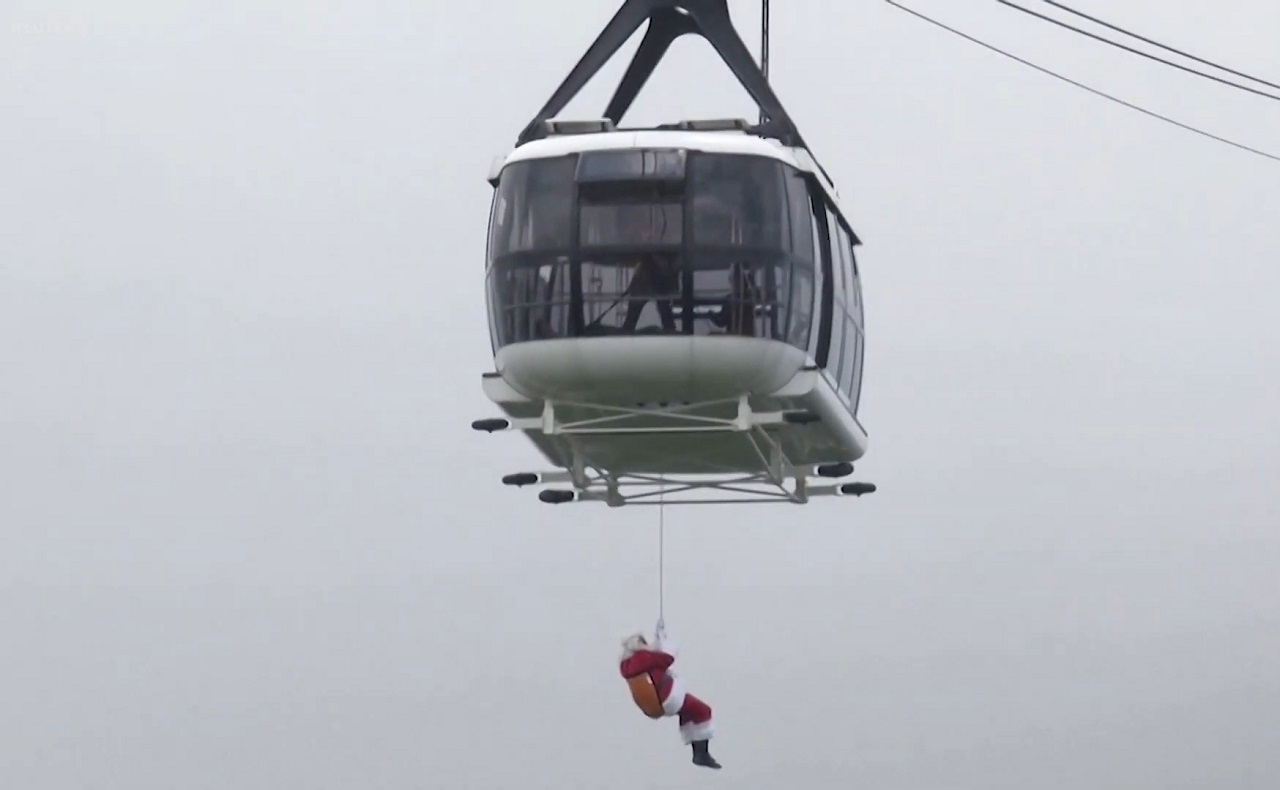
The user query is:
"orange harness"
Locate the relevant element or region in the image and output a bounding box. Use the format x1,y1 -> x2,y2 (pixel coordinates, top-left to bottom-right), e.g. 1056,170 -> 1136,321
625,673 -> 665,719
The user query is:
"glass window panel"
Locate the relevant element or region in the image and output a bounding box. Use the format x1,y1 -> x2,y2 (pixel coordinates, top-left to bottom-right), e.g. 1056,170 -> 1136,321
488,255 -> 574,347
579,201 -> 682,246
808,210 -> 824,359
850,329 -> 865,413
688,252 -> 787,340
826,209 -> 848,306
690,154 -> 787,248
785,168 -> 815,263
786,266 -> 814,351
488,156 -> 577,258
826,304 -> 844,378
576,148 -> 687,182
579,252 -> 682,336
838,313 -> 857,397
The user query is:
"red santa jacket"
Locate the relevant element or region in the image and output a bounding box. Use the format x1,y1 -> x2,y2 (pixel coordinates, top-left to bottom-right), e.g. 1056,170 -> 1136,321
620,648 -> 676,717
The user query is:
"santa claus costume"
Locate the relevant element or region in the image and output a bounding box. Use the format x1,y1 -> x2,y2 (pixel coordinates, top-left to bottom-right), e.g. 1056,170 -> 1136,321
618,620 -> 721,769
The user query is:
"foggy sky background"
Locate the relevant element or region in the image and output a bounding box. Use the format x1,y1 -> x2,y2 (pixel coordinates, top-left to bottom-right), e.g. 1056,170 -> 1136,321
3,1 -> 1278,787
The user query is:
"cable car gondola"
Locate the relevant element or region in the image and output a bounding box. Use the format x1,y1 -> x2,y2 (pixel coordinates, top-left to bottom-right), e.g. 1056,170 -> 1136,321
471,0 -> 875,506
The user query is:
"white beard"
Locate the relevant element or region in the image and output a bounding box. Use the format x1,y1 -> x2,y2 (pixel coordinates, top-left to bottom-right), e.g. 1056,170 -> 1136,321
619,632 -> 648,661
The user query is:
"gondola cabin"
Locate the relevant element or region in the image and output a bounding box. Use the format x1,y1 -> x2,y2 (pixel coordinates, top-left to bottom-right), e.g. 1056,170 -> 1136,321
477,120 -> 868,493
470,0 -> 875,506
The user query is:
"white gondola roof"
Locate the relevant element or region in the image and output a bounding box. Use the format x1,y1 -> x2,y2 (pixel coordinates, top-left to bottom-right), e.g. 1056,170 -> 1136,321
491,123 -> 855,235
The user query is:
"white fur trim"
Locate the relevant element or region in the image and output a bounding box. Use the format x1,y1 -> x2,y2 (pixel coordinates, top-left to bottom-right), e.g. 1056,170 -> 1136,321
679,718 -> 715,744
619,633 -> 648,661
661,673 -> 687,716
652,627 -> 679,658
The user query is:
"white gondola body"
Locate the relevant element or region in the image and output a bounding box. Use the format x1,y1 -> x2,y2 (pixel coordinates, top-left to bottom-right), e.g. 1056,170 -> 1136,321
481,128 -> 869,479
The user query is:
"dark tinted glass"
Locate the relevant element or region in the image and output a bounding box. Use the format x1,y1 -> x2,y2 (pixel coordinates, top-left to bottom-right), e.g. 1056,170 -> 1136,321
784,168 -> 815,262
579,201 -> 683,246
689,154 -> 788,249
786,265 -> 814,348
579,252 -> 683,336
488,157 -> 577,258
487,256 -> 574,345
576,149 -> 687,182
485,152 -> 822,353
688,250 -> 789,340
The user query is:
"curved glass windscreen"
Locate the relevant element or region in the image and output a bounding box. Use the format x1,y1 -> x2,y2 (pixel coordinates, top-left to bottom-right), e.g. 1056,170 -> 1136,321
486,150 -> 817,352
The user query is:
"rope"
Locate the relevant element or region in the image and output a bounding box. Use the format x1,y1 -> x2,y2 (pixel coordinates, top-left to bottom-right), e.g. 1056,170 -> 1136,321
759,0 -> 769,124
658,477 -> 665,622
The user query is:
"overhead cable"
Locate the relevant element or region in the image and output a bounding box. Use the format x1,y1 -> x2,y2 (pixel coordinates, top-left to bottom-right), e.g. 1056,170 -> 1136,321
1037,0 -> 1280,92
997,0 -> 1280,103
883,1 -> 1280,164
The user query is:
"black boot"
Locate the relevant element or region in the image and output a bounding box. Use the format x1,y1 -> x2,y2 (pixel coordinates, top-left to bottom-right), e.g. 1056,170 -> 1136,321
691,739 -> 721,769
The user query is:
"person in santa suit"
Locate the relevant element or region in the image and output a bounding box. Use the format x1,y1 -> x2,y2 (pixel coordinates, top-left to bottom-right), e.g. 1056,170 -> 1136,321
618,619 -> 721,769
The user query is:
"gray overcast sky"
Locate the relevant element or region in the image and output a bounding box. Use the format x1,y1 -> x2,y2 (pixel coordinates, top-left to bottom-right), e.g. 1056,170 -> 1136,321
3,0 -> 1278,787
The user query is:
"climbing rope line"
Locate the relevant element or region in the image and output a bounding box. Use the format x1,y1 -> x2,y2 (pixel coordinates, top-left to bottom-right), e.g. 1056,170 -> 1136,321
658,477 -> 666,622
759,0 -> 769,124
